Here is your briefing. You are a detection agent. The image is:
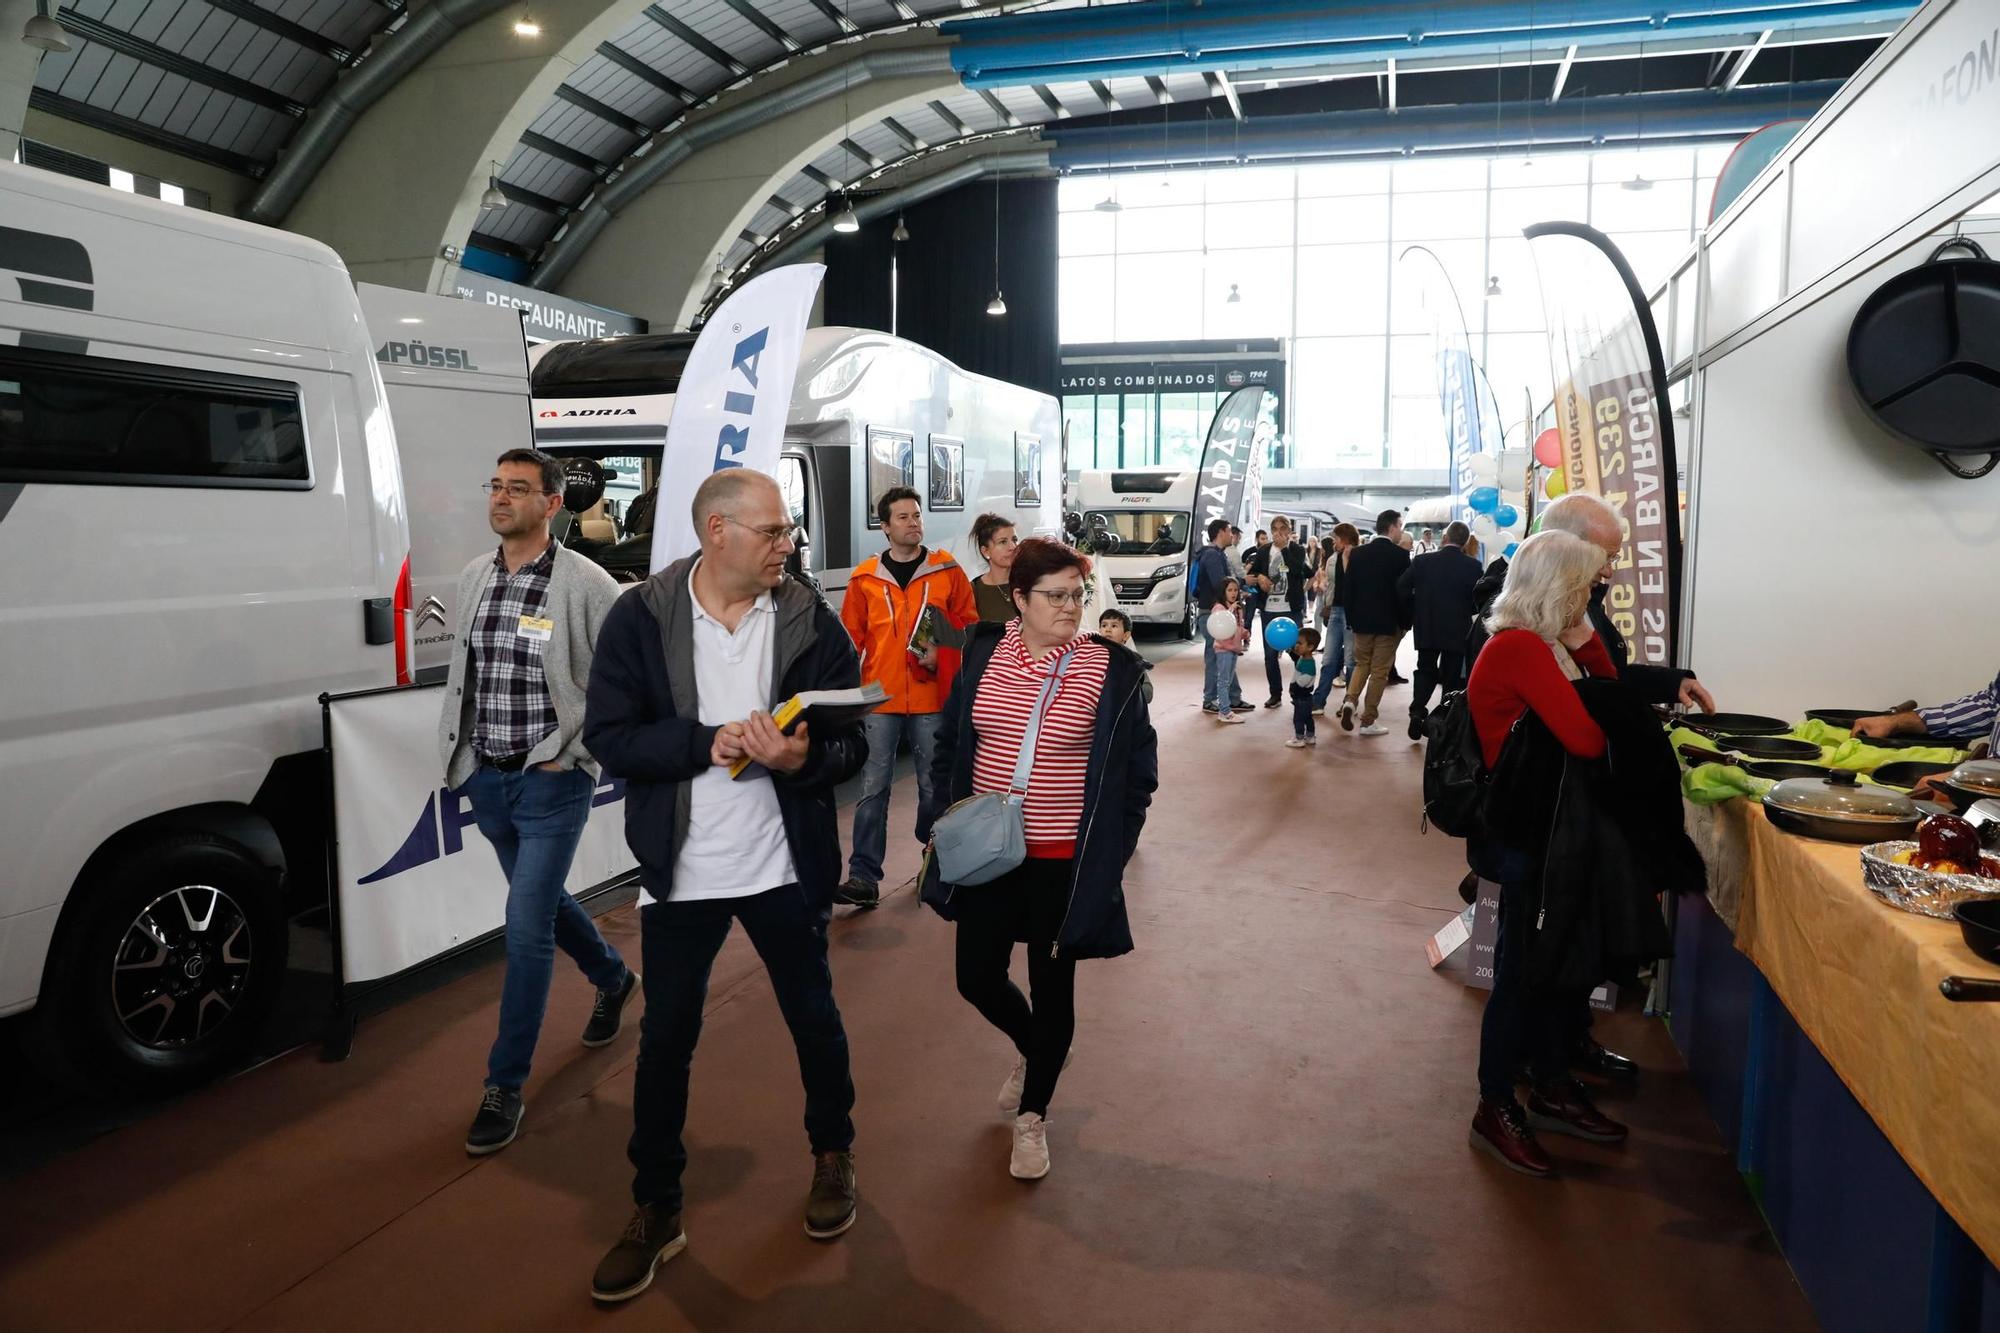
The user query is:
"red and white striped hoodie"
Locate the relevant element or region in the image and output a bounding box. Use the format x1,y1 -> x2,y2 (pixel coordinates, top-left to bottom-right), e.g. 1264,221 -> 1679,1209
970,623 -> 1109,860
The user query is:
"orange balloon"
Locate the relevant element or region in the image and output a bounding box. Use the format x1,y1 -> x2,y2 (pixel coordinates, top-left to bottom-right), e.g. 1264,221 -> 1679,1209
1544,469 -> 1569,499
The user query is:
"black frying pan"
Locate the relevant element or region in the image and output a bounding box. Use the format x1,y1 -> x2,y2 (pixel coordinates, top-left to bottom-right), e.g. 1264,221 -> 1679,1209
1870,760 -> 1958,790
1719,734 -> 1823,761
1942,900 -> 2000,1002
1676,745 -> 1824,782
1686,712 -> 1792,737
1805,708 -> 1894,729
1847,237 -> 2000,480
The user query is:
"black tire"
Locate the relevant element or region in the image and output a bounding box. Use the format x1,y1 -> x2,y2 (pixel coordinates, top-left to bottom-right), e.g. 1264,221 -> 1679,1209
24,832 -> 287,1094
1179,594 -> 1197,640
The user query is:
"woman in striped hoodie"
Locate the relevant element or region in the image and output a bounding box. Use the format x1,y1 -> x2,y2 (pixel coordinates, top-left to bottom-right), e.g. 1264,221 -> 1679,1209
920,538 -> 1159,1182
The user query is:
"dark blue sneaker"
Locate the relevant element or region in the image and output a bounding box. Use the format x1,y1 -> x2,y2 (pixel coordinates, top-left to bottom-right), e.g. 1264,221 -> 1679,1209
466,1085 -> 523,1156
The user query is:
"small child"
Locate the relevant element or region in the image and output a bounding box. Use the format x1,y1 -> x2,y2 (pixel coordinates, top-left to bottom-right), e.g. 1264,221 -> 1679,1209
1212,578 -> 1251,725
1286,626 -> 1322,748
1096,608 -> 1154,704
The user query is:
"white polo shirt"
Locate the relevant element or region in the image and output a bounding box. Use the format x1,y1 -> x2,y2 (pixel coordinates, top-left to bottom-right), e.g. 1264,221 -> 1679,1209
664,562 -> 800,902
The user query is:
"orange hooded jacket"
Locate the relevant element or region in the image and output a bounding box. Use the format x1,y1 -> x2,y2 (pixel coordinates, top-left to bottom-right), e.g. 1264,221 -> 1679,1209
840,547 -> 978,715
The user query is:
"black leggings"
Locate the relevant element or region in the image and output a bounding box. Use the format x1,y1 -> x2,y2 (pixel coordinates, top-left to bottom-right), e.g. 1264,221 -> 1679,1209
955,919 -> 1076,1118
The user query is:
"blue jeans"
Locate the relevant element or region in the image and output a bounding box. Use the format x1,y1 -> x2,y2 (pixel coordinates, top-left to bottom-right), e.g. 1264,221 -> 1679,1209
629,883 -> 854,1211
1313,606 -> 1354,707
463,764 -> 627,1092
1200,614 -> 1246,710
848,710 -> 942,885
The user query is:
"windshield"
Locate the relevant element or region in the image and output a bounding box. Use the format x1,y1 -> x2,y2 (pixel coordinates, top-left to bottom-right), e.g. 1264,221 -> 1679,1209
1082,510 -> 1190,557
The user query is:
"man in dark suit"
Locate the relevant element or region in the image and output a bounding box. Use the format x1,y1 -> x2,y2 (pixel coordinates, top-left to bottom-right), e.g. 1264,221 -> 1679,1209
1396,519 -> 1484,740
1244,515 -> 1310,709
1338,509 -> 1413,736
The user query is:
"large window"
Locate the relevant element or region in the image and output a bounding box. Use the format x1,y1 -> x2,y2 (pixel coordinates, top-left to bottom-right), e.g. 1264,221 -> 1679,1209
0,346 -> 308,488
1058,143 -> 1729,471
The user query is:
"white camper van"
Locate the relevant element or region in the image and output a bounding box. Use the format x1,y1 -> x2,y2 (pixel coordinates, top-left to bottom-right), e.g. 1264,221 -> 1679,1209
0,162 -> 419,1086
1075,469 -> 1197,638
526,327 -> 1065,601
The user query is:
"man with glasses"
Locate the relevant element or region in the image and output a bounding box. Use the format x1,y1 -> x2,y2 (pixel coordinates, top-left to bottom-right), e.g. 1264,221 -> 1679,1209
440,448 -> 634,1157
836,486 -> 977,909
584,469 -> 870,1300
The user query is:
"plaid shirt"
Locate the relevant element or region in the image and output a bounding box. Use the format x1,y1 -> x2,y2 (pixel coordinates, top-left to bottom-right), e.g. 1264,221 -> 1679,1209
469,541 -> 559,763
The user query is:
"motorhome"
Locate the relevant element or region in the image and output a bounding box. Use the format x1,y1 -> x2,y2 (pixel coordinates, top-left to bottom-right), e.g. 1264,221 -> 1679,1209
0,162 -> 416,1087
526,328 -> 1065,603
1074,469 -> 1198,638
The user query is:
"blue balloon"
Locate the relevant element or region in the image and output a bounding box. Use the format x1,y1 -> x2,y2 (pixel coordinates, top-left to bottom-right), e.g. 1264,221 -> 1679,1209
1493,504 -> 1519,529
1503,542 -> 1520,558
1263,616 -> 1300,651
1467,485 -> 1501,514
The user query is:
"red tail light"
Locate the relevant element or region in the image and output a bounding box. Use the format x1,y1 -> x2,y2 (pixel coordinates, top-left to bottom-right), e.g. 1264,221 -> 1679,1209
392,554 -> 413,686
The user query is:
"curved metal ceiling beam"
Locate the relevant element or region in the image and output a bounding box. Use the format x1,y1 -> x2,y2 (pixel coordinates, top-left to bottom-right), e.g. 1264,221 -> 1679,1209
1045,80 -> 1845,168
531,44 -> 956,290
246,0 -> 513,226
737,144 -> 1051,294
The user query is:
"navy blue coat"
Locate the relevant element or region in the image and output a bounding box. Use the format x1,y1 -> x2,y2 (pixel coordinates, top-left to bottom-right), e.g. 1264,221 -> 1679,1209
918,624 -> 1159,960
583,571 -> 868,909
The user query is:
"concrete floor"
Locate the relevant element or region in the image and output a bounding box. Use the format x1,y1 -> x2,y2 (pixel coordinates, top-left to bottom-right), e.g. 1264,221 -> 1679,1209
0,641 -> 1816,1332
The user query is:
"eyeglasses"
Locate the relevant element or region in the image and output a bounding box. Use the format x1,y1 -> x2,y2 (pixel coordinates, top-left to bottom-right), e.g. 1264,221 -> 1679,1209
723,515 -> 801,546
481,481 -> 549,499
1025,587 -> 1089,608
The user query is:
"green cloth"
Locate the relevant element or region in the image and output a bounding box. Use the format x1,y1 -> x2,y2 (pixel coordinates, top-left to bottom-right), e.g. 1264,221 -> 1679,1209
1789,719 -> 1854,747
1682,762 -> 1775,805
1816,736 -> 1966,772
1671,726 -> 1721,755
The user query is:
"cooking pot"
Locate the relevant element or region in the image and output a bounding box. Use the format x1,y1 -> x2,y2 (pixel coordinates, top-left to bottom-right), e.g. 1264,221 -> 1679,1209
1846,237 -> 2000,480
1936,759 -> 2000,813
1763,770 -> 1924,843
1941,900 -> 2000,1002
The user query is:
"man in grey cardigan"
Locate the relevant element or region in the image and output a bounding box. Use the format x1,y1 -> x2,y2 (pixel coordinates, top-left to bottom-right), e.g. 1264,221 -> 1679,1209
440,448 -> 634,1157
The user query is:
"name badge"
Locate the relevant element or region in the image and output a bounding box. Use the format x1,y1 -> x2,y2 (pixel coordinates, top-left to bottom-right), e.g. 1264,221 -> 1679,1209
517,614 -> 554,642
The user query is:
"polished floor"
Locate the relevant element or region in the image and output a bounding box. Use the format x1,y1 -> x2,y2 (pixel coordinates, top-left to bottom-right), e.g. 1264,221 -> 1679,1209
0,642 -> 1816,1332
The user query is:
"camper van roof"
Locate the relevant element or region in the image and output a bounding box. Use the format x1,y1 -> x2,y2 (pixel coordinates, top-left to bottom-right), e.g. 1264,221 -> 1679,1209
1,160 -> 345,270
530,332 -> 700,399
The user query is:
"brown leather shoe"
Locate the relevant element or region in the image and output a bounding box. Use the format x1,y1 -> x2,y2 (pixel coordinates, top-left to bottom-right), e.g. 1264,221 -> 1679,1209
1470,1098 -> 1555,1177
804,1150 -> 857,1240
1527,1078 -> 1629,1143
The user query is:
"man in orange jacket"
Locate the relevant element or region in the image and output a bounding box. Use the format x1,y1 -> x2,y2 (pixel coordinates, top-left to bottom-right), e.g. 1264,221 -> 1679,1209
837,486 -> 976,907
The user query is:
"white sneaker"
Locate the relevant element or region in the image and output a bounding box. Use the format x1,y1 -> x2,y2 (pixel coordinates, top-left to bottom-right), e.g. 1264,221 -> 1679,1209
998,1050 -> 1074,1116
1359,723 -> 1390,736
1312,705 -> 1327,716
1285,737 -> 1307,748
1307,735 -> 1318,746
1010,1113 -> 1051,1180
1331,677 -> 1348,689
1216,711 -> 1246,725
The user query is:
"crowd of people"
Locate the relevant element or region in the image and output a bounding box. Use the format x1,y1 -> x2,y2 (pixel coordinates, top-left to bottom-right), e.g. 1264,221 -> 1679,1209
434,445 -> 1782,1303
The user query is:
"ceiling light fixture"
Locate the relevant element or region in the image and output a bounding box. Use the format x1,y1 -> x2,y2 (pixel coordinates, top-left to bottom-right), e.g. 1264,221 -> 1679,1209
1094,193 -> 1121,212
479,161 -> 507,211
891,215 -> 910,242
832,198 -> 860,233
512,8 -> 540,37
1485,275 -> 1503,298
986,177 -> 1006,317
1225,283 -> 1241,304
1621,173 -> 1654,192
22,2 -> 68,52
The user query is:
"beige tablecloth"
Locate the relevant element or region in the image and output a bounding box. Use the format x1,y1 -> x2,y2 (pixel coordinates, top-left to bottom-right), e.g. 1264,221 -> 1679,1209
1711,798 -> 2000,1265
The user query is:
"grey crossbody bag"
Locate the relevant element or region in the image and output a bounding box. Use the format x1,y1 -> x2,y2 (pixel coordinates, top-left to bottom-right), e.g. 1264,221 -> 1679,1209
930,648 -> 1075,886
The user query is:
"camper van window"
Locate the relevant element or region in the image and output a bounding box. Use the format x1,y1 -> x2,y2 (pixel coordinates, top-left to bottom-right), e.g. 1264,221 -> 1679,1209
598,455 -> 646,530
0,346 -> 307,488
778,453 -> 811,536
865,426 -> 914,528
1082,510 -> 1190,556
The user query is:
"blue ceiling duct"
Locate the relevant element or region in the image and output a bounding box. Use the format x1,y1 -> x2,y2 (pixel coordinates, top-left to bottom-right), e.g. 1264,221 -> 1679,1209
946,0 -> 1913,85
1045,80 -> 1843,169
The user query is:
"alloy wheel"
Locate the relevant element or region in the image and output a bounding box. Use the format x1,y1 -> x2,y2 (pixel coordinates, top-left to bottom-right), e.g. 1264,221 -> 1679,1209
110,884 -> 255,1049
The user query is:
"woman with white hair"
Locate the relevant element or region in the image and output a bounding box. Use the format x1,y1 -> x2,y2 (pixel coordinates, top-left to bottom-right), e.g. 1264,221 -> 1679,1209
1461,530 -> 1628,1178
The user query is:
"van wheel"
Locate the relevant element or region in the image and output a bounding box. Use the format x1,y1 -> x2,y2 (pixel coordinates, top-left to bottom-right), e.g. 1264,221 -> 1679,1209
27,833 -> 287,1094
1180,597 -> 1198,640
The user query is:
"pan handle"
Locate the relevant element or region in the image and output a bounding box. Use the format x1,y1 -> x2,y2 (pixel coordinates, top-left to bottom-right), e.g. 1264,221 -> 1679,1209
1938,976 -> 2000,1001
1929,450 -> 2000,481
1929,237 -> 1991,263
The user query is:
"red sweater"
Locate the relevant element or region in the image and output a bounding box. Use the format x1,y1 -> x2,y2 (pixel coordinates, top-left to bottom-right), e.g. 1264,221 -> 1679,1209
1467,629 -> 1618,769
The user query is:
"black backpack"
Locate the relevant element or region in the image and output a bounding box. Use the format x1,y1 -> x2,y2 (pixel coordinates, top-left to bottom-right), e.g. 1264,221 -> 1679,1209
1421,690 -> 1492,837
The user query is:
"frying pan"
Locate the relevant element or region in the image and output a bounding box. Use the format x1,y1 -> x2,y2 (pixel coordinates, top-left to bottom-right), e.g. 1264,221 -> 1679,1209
1805,708 -> 1894,729
1718,734 -> 1823,761
1686,712 -> 1791,737
1676,745 -> 1824,782
1941,900 -> 2000,1002
1847,237 -> 2000,480
1870,760 -> 1959,790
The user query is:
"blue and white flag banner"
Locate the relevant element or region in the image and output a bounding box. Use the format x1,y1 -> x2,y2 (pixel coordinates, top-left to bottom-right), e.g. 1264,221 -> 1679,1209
651,264 -> 825,571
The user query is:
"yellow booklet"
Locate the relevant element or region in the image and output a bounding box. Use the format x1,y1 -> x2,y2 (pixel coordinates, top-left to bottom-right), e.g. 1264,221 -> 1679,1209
728,682 -> 888,779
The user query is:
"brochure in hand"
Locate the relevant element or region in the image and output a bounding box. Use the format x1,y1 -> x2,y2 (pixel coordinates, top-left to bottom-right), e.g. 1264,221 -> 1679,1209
728,681 -> 888,779
907,604 -> 967,659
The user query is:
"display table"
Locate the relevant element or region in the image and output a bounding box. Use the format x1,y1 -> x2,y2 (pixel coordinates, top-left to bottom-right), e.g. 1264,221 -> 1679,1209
1676,799 -> 2000,1333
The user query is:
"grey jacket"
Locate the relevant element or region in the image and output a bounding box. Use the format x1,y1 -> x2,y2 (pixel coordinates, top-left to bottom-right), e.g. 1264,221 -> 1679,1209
438,543 -> 622,788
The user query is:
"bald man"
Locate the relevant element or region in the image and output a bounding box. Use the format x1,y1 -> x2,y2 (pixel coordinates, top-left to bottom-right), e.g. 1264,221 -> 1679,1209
585,469 -> 871,1301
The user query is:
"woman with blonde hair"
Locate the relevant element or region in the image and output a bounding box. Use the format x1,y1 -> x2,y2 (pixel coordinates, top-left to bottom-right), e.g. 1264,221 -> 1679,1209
1461,530 -> 1626,1178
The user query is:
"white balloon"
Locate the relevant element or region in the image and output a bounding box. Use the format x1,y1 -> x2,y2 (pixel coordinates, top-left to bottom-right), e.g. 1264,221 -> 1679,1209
1466,453 -> 1500,483
1206,609 -> 1238,641
1472,514 -> 1501,543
